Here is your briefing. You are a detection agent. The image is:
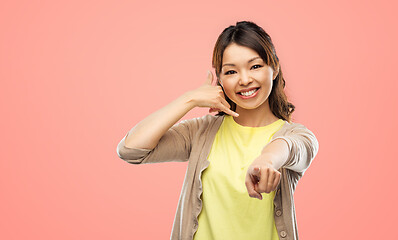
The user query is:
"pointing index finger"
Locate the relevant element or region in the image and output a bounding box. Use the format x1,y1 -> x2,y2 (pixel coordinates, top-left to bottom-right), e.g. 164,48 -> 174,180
245,168 -> 262,200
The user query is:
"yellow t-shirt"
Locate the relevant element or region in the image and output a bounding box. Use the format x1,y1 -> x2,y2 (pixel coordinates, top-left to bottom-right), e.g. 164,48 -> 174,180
193,115 -> 285,240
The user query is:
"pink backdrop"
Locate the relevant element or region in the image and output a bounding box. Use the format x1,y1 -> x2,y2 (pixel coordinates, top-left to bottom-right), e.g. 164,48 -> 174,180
1,0 -> 397,239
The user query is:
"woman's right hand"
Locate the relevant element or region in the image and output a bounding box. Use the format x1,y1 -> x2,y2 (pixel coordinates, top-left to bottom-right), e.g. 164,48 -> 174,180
187,71 -> 239,117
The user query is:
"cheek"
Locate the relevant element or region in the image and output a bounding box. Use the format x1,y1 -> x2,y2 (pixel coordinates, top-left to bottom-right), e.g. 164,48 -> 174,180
222,82 -> 237,98
264,79 -> 273,88
256,73 -> 273,88
260,80 -> 273,96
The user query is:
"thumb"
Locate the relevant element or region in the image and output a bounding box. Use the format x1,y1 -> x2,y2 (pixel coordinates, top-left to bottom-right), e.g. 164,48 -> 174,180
205,70 -> 213,85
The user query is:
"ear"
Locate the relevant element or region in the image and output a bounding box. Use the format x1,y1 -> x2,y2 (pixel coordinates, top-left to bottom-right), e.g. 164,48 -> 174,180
273,66 -> 280,80
218,78 -> 223,87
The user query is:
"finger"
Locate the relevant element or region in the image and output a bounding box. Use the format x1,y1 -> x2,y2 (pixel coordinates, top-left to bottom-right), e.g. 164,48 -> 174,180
205,70 -> 213,85
252,166 -> 261,182
221,99 -> 239,117
219,104 -> 239,117
218,99 -> 239,117
256,167 -> 270,194
219,96 -> 231,109
251,167 -> 263,199
209,108 -> 220,113
228,109 -> 240,117
245,169 -> 262,200
273,171 -> 281,190
267,170 -> 276,192
218,93 -> 240,117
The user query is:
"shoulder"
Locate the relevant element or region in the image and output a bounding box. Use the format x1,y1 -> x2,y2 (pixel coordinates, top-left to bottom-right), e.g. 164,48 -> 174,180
279,120 -> 302,131
277,120 -> 316,136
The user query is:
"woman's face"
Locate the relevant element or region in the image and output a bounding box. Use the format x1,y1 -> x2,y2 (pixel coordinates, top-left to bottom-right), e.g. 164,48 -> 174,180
218,43 -> 278,112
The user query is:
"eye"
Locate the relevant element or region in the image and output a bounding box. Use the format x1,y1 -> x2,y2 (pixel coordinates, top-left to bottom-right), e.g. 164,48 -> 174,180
251,64 -> 263,70
225,70 -> 236,75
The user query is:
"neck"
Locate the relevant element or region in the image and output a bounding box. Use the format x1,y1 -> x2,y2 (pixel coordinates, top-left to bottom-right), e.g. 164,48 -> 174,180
233,100 -> 279,127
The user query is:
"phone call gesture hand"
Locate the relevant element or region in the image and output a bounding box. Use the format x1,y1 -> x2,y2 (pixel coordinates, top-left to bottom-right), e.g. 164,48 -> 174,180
189,71 -> 239,117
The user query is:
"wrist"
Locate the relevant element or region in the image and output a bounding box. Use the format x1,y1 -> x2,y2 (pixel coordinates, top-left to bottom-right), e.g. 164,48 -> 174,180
261,139 -> 290,170
180,91 -> 197,109
259,152 -> 281,169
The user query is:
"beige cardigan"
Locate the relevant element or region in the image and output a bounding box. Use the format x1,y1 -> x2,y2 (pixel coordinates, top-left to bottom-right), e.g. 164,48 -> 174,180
116,114 -> 319,240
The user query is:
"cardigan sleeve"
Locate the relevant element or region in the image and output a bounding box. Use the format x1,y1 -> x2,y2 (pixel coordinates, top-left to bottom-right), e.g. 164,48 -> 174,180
116,117 -> 202,164
270,123 -> 319,174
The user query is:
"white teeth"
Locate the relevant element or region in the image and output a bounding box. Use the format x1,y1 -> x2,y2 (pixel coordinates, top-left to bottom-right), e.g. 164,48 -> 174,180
240,88 -> 257,96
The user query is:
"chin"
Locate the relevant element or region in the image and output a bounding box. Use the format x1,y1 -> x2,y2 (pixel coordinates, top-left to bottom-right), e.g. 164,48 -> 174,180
235,99 -> 269,111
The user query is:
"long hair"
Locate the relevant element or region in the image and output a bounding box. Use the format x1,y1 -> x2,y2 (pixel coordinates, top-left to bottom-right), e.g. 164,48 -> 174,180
212,21 -> 295,123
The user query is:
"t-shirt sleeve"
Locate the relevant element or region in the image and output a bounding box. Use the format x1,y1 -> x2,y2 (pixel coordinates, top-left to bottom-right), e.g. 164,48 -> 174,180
269,123 -> 319,174
116,116 -> 203,164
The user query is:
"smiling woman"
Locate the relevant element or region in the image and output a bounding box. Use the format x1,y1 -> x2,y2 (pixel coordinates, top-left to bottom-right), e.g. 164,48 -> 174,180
212,21 -> 295,127
117,20 -> 319,240
217,42 -> 279,127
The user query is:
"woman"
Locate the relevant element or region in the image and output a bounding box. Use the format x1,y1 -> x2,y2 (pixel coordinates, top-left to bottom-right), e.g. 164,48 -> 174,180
117,21 -> 319,240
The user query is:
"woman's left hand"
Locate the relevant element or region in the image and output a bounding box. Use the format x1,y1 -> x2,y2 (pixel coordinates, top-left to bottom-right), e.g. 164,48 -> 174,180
245,154 -> 282,200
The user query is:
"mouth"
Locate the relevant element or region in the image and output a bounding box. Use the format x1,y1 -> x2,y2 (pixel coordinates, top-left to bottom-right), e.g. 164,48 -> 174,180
237,87 -> 260,97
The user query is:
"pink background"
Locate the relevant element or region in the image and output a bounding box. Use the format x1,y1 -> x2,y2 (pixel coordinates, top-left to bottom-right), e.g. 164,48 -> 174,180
1,0 -> 397,239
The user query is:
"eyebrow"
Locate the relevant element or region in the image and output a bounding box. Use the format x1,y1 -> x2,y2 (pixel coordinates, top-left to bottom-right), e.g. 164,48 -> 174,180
222,56 -> 262,68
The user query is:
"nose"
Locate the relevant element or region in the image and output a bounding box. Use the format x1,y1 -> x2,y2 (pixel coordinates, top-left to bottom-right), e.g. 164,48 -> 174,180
238,71 -> 253,85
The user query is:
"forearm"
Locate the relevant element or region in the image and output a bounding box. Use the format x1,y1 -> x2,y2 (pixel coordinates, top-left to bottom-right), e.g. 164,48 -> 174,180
124,92 -> 196,149
260,139 -> 290,171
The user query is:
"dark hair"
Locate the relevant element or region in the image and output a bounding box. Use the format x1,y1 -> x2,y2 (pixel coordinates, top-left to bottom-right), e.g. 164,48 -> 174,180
212,21 -> 295,123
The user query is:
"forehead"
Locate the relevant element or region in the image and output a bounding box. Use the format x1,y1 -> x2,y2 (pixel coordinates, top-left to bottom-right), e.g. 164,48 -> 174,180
222,43 -> 261,62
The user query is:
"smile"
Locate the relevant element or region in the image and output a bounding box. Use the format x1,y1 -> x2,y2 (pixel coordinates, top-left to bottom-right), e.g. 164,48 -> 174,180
237,88 -> 260,99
